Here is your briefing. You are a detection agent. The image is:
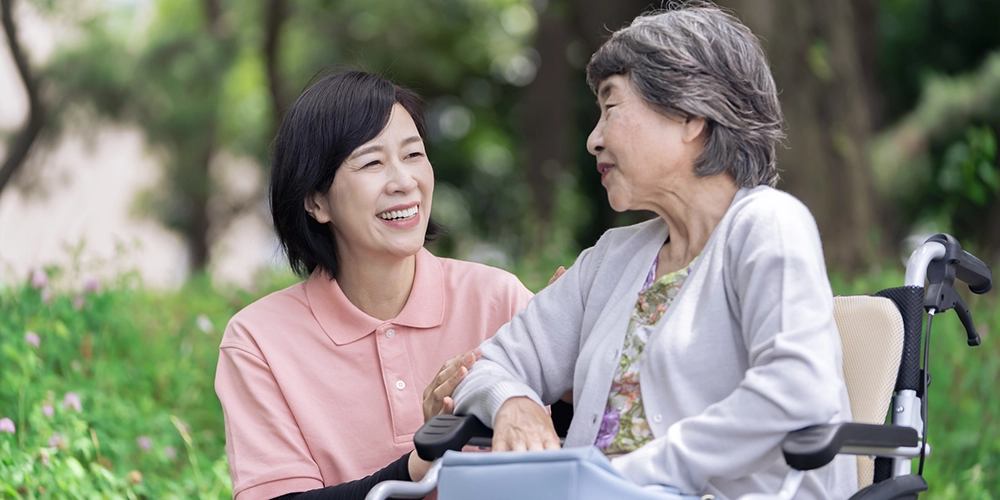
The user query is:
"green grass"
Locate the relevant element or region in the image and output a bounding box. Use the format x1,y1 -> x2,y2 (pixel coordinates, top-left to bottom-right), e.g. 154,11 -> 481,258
1,263 -> 997,498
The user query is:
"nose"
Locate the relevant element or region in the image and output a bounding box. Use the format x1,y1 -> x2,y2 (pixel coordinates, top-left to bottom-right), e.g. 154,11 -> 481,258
387,160 -> 418,193
586,120 -> 604,156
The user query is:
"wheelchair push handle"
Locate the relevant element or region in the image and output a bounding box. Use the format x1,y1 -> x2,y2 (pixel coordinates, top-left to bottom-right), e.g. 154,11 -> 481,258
918,234 -> 993,347
924,233 -> 993,295
413,414 -> 493,461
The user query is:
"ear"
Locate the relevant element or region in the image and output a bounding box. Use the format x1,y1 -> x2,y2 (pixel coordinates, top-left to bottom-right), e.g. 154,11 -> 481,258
682,116 -> 707,144
304,190 -> 332,224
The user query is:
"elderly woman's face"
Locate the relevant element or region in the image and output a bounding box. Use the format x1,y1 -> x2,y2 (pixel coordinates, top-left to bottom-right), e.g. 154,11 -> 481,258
587,75 -> 705,213
306,104 -> 434,263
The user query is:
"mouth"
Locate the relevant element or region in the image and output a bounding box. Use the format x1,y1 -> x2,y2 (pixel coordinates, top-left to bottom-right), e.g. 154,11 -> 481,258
597,163 -> 614,181
376,204 -> 419,222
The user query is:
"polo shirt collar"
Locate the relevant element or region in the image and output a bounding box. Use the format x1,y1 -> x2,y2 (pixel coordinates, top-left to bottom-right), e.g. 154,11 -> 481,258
306,248 -> 445,346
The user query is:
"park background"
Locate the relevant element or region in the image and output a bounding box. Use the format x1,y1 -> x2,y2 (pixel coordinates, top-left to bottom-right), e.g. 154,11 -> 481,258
1,0 -> 999,497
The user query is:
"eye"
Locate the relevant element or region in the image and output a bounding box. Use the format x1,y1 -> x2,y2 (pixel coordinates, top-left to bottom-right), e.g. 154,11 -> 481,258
406,151 -> 425,159
362,160 -> 381,168
603,103 -> 616,111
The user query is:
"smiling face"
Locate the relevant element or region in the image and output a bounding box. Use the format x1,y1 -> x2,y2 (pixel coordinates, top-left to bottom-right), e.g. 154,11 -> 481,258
586,75 -> 705,213
306,104 -> 434,265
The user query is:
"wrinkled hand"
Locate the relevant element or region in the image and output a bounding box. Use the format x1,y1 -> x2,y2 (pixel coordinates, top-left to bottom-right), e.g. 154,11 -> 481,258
547,266 -> 566,287
491,397 -> 561,452
423,349 -> 482,422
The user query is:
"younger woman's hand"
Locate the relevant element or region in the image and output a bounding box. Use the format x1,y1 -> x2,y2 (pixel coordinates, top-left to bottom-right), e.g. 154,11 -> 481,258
407,450 -> 433,482
491,397 -> 561,452
547,266 -> 566,287
422,349 -> 482,422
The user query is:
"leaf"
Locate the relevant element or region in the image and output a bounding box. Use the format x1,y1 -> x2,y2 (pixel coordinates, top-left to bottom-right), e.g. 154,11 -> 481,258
977,161 -> 1000,191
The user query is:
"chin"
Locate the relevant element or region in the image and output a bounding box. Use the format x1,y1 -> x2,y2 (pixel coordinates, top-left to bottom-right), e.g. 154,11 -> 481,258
606,196 -> 629,213
396,239 -> 426,258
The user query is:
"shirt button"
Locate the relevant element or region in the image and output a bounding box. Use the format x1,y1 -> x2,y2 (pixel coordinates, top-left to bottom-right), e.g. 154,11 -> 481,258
386,329 -> 396,339
395,380 -> 406,390
652,414 -> 663,423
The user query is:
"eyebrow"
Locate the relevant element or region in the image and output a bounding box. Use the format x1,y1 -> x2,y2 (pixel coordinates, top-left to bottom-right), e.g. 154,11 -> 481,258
349,136 -> 423,160
598,82 -> 616,101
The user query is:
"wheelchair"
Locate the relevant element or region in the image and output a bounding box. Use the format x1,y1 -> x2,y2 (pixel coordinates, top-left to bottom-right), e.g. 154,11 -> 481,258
367,234 -> 993,500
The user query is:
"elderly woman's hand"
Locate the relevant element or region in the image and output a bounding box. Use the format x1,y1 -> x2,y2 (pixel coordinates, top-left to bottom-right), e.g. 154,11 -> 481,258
423,349 -> 482,422
491,397 -> 561,452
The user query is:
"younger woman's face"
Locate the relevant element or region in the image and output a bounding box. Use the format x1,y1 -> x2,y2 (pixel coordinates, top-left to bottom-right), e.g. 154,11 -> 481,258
307,104 -> 434,265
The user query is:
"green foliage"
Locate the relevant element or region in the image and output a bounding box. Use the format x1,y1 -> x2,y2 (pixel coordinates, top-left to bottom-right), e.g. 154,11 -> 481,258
878,0 -> 1000,123
0,269 -> 242,498
937,126 -> 999,206
871,51 -> 1000,255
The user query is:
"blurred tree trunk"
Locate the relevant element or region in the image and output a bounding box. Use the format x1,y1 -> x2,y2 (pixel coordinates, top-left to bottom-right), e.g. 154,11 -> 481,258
569,0 -> 651,49
523,0 -> 652,250
184,0 -> 226,272
522,1 -> 571,249
264,0 -> 291,124
721,0 -> 881,272
0,0 -> 45,199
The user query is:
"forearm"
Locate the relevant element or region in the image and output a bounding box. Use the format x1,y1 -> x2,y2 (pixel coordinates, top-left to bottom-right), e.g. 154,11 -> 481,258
271,452 -> 410,500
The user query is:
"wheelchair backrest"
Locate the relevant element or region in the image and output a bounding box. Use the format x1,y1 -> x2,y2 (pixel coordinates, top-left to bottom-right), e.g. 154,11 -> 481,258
832,295 -> 906,488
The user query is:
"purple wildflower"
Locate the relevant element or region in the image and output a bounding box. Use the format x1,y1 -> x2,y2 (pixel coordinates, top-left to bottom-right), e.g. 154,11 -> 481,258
594,408 -> 621,449
0,417 -> 15,434
164,445 -> 177,459
24,331 -> 40,347
63,392 -> 82,412
31,269 -> 48,289
42,404 -> 54,417
137,436 -> 153,451
83,277 -> 100,293
48,432 -> 64,448
72,295 -> 85,310
195,314 -> 214,334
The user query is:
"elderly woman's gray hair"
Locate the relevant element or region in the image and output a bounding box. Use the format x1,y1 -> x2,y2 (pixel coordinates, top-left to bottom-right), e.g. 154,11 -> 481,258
586,4 -> 784,188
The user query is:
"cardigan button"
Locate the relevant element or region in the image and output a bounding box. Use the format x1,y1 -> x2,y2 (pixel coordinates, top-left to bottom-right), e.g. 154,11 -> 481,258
386,329 -> 396,339
652,414 -> 663,423
395,380 -> 406,390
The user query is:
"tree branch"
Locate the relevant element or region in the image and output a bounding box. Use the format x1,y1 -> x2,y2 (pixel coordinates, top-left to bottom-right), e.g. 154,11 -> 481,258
0,0 -> 45,198
202,0 -> 221,33
263,0 -> 290,123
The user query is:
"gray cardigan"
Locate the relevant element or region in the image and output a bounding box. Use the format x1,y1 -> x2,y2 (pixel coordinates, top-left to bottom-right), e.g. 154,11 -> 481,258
453,186 -> 857,499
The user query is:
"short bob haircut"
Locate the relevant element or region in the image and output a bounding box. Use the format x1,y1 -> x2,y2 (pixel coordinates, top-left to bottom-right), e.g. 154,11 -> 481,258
270,70 -> 443,279
586,3 -> 785,188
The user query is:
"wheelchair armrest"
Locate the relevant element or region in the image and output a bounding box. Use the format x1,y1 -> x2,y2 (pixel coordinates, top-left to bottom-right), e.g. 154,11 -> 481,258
782,423 -> 919,471
414,414 -> 494,461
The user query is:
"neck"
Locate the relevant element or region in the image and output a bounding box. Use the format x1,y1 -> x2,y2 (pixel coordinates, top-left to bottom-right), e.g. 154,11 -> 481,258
652,174 -> 740,272
335,251 -> 417,321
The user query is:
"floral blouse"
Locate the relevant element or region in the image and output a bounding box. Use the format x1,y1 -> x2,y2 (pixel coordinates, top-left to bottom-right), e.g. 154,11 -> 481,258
595,254 -> 698,456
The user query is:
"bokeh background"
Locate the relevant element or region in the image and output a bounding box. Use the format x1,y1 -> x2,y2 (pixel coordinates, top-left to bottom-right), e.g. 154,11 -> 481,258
1,0 -> 998,498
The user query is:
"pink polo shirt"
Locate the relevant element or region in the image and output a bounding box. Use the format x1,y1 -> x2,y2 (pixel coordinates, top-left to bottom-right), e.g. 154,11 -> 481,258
215,248 -> 532,500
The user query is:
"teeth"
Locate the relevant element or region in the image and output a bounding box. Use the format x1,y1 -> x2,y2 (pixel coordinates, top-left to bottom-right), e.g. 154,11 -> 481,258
378,206 -> 418,221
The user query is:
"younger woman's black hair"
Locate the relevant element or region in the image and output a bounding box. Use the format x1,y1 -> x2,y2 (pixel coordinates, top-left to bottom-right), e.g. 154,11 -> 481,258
269,70 -> 444,279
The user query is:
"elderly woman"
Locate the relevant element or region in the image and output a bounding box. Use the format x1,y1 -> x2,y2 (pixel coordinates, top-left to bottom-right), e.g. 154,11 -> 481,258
214,71 -> 532,500
452,5 -> 857,499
